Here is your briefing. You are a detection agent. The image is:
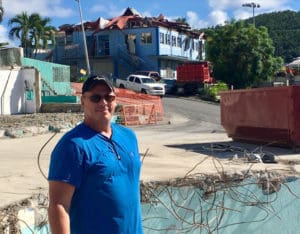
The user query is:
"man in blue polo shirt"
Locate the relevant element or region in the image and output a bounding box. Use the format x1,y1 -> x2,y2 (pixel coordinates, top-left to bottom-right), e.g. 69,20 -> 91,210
48,75 -> 143,234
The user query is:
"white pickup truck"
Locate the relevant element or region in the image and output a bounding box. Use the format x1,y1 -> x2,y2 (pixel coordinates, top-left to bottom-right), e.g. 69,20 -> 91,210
116,74 -> 165,96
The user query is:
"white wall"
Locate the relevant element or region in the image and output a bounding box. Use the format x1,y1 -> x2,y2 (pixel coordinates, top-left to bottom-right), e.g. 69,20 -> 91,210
0,67 -> 40,115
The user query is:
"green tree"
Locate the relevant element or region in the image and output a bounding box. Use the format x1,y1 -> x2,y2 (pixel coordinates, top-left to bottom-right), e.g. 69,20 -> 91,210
245,10 -> 300,63
29,14 -> 56,58
8,12 -> 31,56
206,21 -> 283,89
175,17 -> 187,23
8,12 -> 56,58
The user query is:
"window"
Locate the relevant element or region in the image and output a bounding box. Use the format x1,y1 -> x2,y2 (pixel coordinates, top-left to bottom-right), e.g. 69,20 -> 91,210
126,34 -> 136,54
86,35 -> 92,48
160,32 -> 165,44
195,41 -> 199,51
66,31 -> 73,45
166,34 -> 170,45
57,35 -> 65,46
177,37 -> 181,47
129,76 -> 135,82
66,35 -> 73,45
172,36 -> 176,46
53,67 -> 69,82
86,35 -> 92,55
97,35 -> 109,56
141,32 -> 152,44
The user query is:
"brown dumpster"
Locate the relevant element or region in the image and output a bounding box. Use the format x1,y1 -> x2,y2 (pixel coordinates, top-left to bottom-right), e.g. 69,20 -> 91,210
220,86 -> 300,147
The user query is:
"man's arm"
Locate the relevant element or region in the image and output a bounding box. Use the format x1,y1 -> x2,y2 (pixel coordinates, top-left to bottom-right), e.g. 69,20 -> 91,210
48,181 -> 75,234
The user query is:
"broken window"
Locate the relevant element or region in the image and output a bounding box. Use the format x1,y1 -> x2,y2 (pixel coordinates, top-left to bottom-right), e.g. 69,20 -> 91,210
126,34 -> 136,54
141,32 -> 152,44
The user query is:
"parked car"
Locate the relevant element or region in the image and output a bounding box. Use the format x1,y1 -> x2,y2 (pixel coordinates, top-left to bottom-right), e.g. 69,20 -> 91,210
161,78 -> 176,94
116,74 -> 165,96
134,71 -> 161,81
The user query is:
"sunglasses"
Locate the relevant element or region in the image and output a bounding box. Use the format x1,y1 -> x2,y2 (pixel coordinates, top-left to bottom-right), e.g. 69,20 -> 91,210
86,94 -> 116,103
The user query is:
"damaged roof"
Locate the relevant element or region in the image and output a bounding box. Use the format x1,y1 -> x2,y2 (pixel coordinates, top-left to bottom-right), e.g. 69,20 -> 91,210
58,7 -> 203,38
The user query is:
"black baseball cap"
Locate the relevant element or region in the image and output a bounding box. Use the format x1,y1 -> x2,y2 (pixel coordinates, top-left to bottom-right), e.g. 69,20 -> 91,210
82,75 -> 114,94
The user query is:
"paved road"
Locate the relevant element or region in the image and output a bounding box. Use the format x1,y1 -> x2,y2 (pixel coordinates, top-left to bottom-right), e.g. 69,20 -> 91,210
140,96 -> 223,134
162,96 -> 221,126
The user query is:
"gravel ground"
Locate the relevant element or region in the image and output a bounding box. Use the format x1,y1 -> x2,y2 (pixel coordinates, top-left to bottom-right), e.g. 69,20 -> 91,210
0,113 -> 85,138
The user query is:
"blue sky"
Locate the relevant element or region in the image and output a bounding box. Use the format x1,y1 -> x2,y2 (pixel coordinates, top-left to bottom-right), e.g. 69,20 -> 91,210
1,0 -> 300,46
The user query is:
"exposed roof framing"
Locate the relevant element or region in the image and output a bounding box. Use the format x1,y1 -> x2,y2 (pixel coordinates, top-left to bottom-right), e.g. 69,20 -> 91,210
58,7 -> 203,38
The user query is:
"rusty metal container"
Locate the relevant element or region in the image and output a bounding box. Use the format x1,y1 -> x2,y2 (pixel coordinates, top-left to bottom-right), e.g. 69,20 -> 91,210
220,86 -> 300,147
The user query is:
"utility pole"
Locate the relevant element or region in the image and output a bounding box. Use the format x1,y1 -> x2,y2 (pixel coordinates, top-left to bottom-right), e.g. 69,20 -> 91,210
242,2 -> 261,26
75,0 -> 91,75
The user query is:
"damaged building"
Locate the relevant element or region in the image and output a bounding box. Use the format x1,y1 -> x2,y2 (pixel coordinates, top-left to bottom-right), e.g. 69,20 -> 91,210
44,7 -> 206,81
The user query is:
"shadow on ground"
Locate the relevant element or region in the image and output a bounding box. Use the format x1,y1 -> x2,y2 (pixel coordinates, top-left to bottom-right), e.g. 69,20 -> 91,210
164,141 -> 296,160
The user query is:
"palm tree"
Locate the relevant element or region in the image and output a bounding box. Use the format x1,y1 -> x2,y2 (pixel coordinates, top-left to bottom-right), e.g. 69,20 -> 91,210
28,14 -> 56,58
8,12 -> 56,57
8,12 -> 31,56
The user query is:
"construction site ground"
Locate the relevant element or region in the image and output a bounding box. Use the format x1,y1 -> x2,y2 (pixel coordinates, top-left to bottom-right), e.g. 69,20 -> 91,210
0,110 -> 300,208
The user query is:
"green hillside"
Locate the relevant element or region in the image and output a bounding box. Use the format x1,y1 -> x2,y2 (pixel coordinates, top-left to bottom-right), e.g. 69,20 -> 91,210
244,10 -> 300,63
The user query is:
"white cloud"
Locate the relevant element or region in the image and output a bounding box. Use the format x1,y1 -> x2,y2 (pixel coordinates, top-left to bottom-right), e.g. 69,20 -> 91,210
208,0 -> 240,10
233,9 -> 253,21
208,10 -> 229,26
186,11 -> 209,29
208,0 -> 292,18
206,0 -> 294,26
90,3 -> 124,18
0,25 -> 16,47
3,0 -> 74,18
0,25 -> 8,42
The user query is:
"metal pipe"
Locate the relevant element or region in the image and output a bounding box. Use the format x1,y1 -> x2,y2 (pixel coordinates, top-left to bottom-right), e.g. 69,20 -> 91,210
75,0 -> 91,75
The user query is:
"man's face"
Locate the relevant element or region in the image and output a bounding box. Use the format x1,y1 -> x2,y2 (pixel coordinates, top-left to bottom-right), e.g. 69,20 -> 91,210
81,84 -> 116,124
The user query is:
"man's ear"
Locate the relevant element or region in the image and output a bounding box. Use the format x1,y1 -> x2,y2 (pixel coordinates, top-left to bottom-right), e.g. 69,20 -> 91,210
80,96 -> 85,112
81,95 -> 85,105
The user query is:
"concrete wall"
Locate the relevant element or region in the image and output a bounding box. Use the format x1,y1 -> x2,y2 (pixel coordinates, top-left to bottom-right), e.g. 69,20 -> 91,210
142,176 -> 300,233
22,58 -> 73,96
3,176 -> 299,233
0,67 -> 41,115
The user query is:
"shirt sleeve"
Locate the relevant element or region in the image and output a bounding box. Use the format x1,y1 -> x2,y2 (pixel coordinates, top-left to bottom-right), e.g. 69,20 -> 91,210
48,139 -> 84,187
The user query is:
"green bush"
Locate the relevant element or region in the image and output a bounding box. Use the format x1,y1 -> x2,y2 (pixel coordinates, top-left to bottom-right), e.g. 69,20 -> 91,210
203,81 -> 228,101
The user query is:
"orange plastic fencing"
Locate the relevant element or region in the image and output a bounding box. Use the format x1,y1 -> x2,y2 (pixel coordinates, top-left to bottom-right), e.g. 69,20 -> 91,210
114,88 -> 164,126
70,83 -> 164,126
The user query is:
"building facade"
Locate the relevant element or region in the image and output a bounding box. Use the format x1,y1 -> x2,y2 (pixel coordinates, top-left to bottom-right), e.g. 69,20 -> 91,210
50,7 -> 206,81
